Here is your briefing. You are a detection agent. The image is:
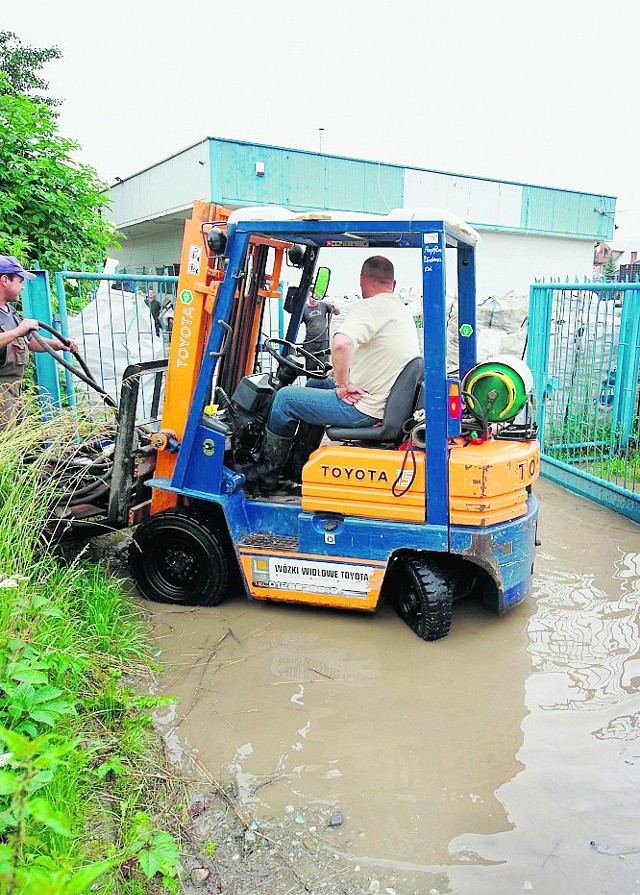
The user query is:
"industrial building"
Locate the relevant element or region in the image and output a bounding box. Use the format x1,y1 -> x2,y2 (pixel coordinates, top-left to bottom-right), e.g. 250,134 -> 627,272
105,137 -> 616,300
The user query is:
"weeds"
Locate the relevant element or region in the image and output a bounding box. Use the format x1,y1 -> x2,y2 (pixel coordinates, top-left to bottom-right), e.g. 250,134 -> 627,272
0,406 -> 181,894
545,412 -> 639,487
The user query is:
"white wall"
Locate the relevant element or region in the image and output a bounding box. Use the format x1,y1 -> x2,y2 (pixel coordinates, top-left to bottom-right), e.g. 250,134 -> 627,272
475,231 -> 594,298
115,225 -> 184,271
404,168 -> 523,229
315,232 -> 594,303
316,246 -> 425,299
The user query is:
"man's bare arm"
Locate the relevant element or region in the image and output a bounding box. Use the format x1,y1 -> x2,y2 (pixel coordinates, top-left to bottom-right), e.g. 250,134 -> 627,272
331,333 -> 354,387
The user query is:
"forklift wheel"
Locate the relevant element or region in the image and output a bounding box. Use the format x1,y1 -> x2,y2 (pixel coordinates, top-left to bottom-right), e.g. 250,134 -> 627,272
394,556 -> 452,641
128,509 -> 229,607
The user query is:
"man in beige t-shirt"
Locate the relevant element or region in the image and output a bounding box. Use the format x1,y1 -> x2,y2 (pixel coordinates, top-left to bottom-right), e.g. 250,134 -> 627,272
246,256 -> 421,493
331,257 -> 420,418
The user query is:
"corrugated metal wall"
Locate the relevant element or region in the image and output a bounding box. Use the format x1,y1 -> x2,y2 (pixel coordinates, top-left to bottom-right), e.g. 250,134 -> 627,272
209,140 -> 403,214
403,168 -> 523,229
521,186 -> 614,239
107,137 -> 616,242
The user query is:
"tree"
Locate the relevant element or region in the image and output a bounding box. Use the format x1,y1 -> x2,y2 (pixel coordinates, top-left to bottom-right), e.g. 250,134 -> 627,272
0,31 -> 61,109
0,38 -> 119,271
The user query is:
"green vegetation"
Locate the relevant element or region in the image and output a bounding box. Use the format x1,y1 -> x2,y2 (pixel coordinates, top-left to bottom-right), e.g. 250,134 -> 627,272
545,415 -> 613,457
546,414 -> 639,485
0,31 -> 61,110
0,407 -> 181,894
599,451 -> 640,479
0,32 -> 119,272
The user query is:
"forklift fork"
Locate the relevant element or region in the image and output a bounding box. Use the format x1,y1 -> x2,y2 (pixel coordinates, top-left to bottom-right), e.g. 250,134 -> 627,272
107,359 -> 168,527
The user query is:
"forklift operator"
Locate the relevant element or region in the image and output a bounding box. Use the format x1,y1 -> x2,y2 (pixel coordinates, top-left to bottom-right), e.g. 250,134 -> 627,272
248,256 -> 421,492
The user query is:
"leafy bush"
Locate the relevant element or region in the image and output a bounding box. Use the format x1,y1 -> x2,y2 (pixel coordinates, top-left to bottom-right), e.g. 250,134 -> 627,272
0,70 -> 119,271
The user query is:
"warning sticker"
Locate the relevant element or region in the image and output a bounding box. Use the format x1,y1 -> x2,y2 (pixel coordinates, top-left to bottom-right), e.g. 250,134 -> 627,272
250,557 -> 375,599
187,244 -> 202,276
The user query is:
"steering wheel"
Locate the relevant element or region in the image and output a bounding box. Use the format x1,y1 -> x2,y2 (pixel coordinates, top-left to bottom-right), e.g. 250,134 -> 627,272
263,338 -> 331,380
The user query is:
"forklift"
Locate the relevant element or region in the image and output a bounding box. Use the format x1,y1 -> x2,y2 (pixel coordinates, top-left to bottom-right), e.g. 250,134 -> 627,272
103,201 -> 538,641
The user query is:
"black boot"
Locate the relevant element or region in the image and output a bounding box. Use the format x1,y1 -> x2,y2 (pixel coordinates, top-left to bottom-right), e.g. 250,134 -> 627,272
287,424 -> 325,483
244,429 -> 295,495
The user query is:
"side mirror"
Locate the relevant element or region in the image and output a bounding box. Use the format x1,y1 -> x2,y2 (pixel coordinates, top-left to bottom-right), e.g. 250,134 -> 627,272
207,226 -> 227,257
312,267 -> 331,301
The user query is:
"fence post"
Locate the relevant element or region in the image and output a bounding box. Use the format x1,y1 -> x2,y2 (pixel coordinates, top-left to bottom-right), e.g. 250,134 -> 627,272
54,272 -> 77,407
527,285 -> 553,452
613,287 -> 640,449
22,270 -> 62,414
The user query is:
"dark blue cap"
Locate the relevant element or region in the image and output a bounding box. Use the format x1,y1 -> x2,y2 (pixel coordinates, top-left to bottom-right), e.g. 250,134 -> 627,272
0,256 -> 36,280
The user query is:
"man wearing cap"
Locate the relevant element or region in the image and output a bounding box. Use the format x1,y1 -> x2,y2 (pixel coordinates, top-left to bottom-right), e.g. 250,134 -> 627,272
0,255 -> 77,425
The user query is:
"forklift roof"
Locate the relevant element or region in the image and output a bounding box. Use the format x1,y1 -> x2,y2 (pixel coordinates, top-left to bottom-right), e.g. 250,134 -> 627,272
227,206 -> 480,249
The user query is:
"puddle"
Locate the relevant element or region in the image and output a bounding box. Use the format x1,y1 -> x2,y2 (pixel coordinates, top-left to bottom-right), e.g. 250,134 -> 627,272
140,479 -> 640,893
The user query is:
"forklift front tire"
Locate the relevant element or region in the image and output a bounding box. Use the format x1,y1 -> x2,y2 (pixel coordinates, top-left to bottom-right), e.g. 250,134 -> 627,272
128,509 -> 229,607
393,555 -> 453,641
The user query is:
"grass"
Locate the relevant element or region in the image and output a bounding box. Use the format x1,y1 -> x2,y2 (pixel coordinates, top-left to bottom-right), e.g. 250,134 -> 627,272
0,401 -> 183,894
545,413 -> 639,487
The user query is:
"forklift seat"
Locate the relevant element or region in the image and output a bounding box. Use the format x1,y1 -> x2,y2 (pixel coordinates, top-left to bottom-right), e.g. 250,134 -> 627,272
326,356 -> 423,445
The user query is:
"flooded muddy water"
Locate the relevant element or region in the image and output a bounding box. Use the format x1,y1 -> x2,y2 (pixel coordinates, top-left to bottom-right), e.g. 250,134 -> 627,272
142,479 -> 640,894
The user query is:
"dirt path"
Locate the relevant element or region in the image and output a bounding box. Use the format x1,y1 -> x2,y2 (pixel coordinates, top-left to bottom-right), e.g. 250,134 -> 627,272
112,479 -> 640,894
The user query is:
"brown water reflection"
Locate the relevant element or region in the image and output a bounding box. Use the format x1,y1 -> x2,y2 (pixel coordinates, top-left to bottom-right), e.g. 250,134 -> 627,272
143,480 -> 640,894
447,483 -> 640,894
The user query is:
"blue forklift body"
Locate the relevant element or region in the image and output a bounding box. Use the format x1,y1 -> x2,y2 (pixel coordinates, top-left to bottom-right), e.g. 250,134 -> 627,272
146,214 -> 538,619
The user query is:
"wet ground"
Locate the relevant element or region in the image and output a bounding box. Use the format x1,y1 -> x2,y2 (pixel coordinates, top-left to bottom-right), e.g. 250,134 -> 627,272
132,479 -> 640,894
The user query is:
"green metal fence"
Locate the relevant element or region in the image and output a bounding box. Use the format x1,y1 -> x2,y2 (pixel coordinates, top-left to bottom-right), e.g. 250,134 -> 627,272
24,268 -> 288,419
528,283 -> 640,523
23,271 -> 178,417
55,272 -> 178,414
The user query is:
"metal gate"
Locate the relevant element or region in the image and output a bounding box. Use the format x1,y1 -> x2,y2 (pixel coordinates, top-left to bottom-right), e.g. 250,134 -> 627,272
23,268 -> 287,418
527,283 -> 640,523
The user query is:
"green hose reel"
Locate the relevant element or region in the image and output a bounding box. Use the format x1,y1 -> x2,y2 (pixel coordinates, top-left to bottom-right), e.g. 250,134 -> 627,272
461,355 -> 534,423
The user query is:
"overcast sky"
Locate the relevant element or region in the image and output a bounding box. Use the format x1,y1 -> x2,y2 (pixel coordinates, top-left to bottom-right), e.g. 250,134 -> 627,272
4,0 -> 639,252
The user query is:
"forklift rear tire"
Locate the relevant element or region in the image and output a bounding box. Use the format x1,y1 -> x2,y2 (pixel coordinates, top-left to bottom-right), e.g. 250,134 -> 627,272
129,509 -> 229,607
393,555 -> 452,641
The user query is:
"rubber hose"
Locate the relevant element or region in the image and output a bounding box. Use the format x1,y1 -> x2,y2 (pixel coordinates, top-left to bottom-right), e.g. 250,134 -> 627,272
67,482 -> 111,506
30,331 -> 117,410
33,322 -> 95,382
63,460 -> 111,473
58,472 -> 113,502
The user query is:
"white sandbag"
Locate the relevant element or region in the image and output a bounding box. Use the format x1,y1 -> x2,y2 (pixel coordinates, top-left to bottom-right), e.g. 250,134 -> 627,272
66,288 -> 165,420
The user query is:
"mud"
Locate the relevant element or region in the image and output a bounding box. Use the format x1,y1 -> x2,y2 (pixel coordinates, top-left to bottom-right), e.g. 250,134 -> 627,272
115,479 -> 640,894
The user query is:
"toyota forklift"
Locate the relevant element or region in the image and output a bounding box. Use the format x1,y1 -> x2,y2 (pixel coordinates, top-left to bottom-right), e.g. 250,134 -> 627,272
126,203 -> 540,641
